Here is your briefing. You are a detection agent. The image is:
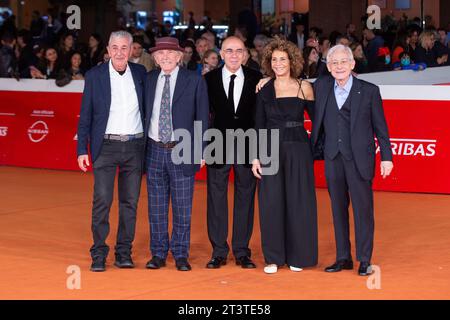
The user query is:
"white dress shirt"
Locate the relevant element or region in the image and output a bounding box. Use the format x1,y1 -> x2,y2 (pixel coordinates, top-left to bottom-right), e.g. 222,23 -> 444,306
222,65 -> 244,112
148,66 -> 179,141
105,60 -> 142,135
334,75 -> 353,110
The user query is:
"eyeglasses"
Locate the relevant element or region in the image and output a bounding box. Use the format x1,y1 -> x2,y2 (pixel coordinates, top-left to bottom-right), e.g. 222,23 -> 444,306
329,59 -> 352,67
223,48 -> 244,55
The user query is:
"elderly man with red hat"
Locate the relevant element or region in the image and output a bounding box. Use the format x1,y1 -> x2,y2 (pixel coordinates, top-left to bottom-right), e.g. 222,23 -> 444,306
144,37 -> 209,271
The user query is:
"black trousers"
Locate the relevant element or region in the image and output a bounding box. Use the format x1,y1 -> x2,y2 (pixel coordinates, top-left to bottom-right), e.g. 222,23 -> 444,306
325,153 -> 374,263
259,141 -> 318,268
90,138 -> 144,260
206,164 -> 256,259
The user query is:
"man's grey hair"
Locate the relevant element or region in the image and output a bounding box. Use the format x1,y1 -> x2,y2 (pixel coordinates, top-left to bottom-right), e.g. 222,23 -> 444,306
253,34 -> 270,46
326,44 -> 354,63
108,30 -> 133,46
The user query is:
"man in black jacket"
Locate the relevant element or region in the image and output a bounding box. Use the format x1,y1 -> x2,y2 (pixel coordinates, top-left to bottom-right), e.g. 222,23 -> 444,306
204,36 -> 262,269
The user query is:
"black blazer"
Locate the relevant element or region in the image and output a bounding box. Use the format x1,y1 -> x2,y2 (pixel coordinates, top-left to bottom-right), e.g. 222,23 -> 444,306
77,62 -> 147,162
311,76 -> 393,180
204,65 -> 262,166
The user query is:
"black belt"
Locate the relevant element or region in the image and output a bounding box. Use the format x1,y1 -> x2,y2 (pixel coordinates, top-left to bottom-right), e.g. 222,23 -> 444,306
148,138 -> 178,149
269,121 -> 304,129
285,121 -> 303,128
104,132 -> 144,141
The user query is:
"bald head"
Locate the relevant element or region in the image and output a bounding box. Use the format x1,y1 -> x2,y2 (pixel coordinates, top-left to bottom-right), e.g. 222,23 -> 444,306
220,36 -> 246,73
221,36 -> 245,49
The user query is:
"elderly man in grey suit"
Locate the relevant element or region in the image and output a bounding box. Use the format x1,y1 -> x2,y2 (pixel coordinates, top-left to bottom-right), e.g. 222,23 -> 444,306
311,45 -> 394,276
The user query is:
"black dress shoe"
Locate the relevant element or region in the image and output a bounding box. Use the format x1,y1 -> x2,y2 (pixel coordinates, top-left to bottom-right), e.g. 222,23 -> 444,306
114,255 -> 135,268
175,258 -> 192,271
358,262 -> 373,276
206,257 -> 227,269
90,257 -> 106,272
145,256 -> 166,269
324,259 -> 354,272
236,256 -> 256,269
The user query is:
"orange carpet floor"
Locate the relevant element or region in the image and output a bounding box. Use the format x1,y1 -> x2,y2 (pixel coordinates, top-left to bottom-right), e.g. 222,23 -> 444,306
0,167 -> 449,300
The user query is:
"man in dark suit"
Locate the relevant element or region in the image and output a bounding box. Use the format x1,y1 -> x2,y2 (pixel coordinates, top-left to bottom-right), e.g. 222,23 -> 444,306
203,36 -> 262,269
77,31 -> 147,272
311,44 -> 394,276
144,37 -> 209,271
288,22 -> 306,51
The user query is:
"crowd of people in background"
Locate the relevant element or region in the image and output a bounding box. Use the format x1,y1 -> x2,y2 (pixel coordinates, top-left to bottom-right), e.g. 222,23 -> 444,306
1,8 -> 449,84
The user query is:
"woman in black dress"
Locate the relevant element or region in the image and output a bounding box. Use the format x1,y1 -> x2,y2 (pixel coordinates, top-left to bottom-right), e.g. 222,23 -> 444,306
252,36 -> 318,274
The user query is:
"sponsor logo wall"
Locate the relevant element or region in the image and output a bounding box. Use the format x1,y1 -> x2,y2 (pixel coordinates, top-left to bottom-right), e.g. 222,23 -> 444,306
0,90 -> 81,170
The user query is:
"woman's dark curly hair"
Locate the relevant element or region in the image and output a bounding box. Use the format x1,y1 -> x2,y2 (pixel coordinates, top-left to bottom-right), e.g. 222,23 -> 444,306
260,36 -> 304,78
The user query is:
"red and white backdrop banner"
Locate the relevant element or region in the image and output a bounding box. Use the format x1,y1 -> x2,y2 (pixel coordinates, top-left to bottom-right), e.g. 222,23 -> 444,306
0,80 -> 82,171
1,70 -> 450,194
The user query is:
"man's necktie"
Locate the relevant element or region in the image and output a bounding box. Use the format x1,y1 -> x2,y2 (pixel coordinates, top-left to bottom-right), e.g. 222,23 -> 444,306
228,74 -> 237,112
158,74 -> 172,143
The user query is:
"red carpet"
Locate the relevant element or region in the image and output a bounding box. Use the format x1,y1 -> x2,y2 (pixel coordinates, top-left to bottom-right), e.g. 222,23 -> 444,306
0,167 -> 449,299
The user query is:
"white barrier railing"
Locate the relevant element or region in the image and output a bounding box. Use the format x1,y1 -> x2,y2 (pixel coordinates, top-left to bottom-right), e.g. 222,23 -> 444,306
1,66 -> 450,100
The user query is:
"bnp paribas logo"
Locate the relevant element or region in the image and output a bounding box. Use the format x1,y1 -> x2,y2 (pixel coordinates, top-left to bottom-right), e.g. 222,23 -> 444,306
376,138 -> 437,157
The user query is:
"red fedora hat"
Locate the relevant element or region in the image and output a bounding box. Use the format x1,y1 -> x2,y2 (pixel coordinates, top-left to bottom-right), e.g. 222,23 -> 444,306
149,37 -> 184,53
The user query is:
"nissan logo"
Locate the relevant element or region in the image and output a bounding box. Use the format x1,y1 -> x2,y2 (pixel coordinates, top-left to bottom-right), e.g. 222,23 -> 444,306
28,121 -> 49,143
